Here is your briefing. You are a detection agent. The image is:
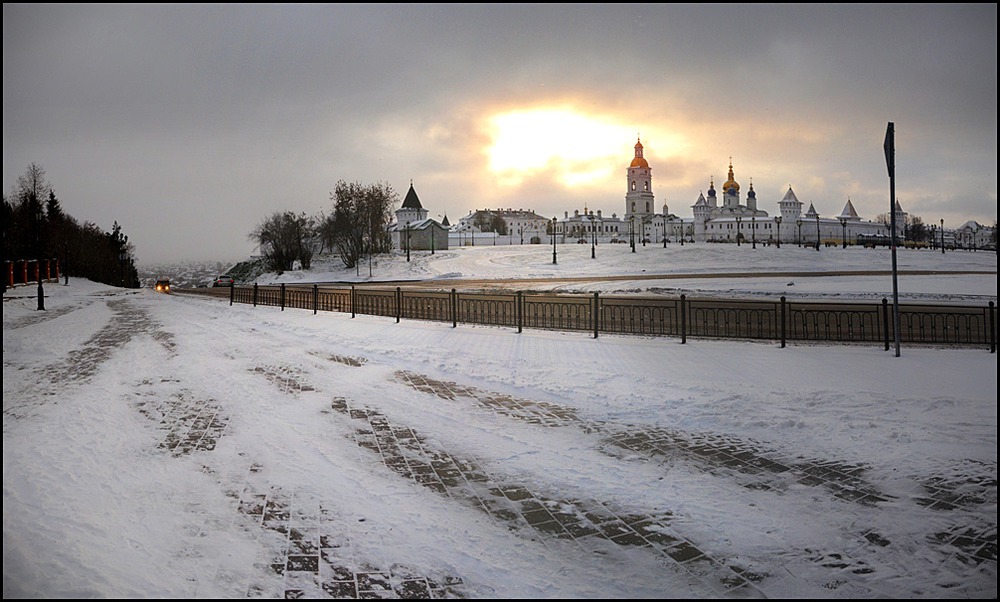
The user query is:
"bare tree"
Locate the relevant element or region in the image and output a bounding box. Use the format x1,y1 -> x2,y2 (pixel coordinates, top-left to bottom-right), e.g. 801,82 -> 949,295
328,181 -> 397,269
249,211 -> 316,274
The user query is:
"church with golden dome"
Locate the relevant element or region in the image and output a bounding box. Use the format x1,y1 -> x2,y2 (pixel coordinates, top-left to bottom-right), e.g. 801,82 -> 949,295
616,137 -> 901,246
452,136 -> 903,248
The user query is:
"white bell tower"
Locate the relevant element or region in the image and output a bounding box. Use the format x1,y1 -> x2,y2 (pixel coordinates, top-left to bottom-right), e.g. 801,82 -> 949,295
625,136 -> 656,220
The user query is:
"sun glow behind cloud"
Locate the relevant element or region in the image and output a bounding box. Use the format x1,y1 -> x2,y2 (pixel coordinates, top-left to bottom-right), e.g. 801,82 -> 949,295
485,109 -> 626,188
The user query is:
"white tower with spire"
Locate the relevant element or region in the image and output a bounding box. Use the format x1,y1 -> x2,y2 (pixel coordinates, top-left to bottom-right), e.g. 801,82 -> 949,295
778,186 -> 803,223
395,180 -> 428,225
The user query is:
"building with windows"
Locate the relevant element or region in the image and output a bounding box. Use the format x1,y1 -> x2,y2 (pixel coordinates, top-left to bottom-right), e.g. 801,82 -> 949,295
953,220 -> 996,250
453,207 -> 551,246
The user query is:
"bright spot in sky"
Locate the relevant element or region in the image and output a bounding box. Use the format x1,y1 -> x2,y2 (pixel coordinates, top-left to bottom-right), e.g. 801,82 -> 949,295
485,109 -> 625,187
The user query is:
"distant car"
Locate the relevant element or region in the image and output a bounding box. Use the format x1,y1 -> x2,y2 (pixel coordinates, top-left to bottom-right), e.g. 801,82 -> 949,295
154,278 -> 171,293
213,275 -> 235,287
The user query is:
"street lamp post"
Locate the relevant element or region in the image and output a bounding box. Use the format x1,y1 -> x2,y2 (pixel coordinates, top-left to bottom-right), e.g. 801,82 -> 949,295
662,219 -> 667,248
629,216 -> 636,253
940,219 -> 945,254
774,216 -> 782,248
519,225 -> 524,245
751,214 -> 757,249
839,216 -> 848,248
590,214 -> 596,259
552,217 -> 557,264
406,221 -> 411,262
736,216 -> 742,246
796,218 -> 802,246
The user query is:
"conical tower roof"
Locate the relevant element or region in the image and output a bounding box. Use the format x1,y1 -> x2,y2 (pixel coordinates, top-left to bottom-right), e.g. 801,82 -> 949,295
401,182 -> 423,209
839,199 -> 859,219
781,187 -> 801,204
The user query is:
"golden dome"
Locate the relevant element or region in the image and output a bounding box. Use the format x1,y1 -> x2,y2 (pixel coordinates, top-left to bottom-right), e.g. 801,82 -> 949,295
722,160 -> 740,193
629,137 -> 649,168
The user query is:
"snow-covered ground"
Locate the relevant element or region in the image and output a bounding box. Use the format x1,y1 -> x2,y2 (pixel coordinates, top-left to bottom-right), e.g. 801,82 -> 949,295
5,245 -> 997,599
257,243 -> 997,304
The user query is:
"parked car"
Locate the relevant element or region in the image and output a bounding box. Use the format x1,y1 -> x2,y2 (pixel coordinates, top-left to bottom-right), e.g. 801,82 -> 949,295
213,275 -> 235,287
154,278 -> 171,293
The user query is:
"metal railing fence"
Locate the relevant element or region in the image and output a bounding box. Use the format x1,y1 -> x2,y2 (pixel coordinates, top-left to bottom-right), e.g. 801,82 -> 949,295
175,283 -> 996,352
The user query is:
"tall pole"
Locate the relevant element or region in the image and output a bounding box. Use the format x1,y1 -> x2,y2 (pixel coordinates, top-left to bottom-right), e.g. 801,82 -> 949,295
884,121 -> 901,357
940,218 -> 945,254
406,221 -> 410,262
552,217 -> 557,264
775,216 -> 781,248
590,215 -> 596,259
751,214 -> 756,249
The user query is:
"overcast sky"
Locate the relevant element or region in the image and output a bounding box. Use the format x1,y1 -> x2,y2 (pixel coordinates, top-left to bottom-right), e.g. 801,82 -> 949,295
4,4 -> 997,264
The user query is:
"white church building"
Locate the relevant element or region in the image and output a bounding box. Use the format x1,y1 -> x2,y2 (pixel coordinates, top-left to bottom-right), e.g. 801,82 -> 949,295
555,137 -> 899,247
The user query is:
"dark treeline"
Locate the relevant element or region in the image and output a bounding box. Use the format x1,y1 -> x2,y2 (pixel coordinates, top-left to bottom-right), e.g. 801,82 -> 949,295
3,163 -> 139,288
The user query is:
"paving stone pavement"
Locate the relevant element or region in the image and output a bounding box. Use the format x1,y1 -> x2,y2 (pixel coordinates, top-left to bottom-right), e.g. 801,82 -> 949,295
36,295 -> 992,598
390,369 -> 997,596
134,349 -> 993,598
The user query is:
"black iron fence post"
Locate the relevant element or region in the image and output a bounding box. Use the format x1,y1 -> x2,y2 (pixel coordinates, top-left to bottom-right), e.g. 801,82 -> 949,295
882,298 -> 890,351
452,289 -> 457,328
780,296 -> 786,348
229,283 -> 234,306
280,283 -> 286,311
990,301 -> 996,354
351,286 -> 356,318
593,292 -> 599,339
517,291 -> 523,334
396,287 -> 401,323
313,284 -> 318,314
680,294 -> 687,344
253,283 -> 258,307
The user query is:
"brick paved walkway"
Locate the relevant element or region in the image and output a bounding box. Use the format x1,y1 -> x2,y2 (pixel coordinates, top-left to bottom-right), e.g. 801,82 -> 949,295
15,295 -> 992,598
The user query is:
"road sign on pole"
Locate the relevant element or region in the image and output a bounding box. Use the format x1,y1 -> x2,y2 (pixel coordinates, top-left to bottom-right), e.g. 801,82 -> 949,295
885,122 -> 901,357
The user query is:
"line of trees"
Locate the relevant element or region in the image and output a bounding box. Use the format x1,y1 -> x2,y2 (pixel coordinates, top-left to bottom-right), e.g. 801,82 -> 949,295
473,212 -> 508,235
3,163 -> 139,289
249,180 -> 397,273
